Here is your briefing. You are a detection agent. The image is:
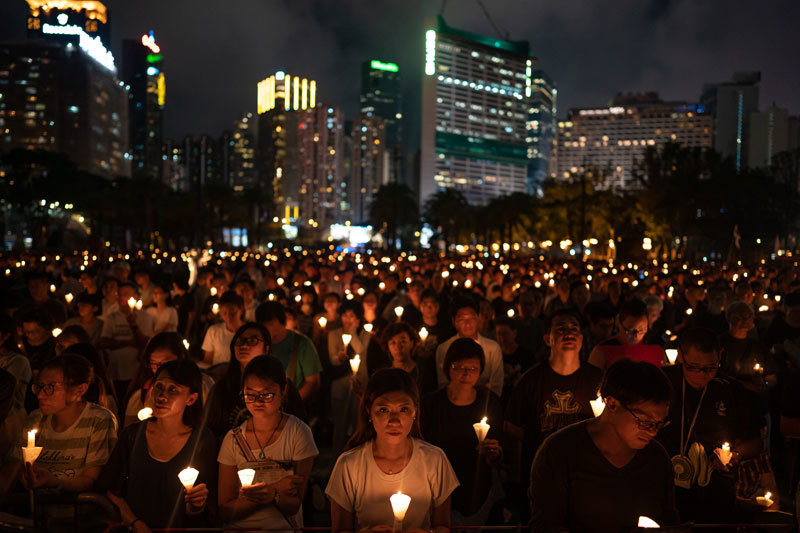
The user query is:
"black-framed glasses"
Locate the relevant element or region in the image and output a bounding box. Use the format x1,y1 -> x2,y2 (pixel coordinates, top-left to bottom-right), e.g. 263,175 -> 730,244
450,364 -> 480,374
683,361 -> 720,374
235,336 -> 264,347
241,391 -> 276,403
31,382 -> 64,396
620,401 -> 670,432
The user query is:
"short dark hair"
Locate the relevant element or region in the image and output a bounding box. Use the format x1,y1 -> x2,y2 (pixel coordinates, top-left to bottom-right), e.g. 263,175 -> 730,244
585,302 -> 615,324
420,289 -> 439,304
40,353 -> 95,399
58,325 -> 91,344
153,360 -> 204,428
242,354 -> 286,390
679,328 -> 720,356
600,359 -> 672,406
219,290 -> 244,309
618,298 -> 648,322
450,297 -> 479,322
544,308 -> 583,333
339,300 -> 363,320
20,309 -> 53,330
443,338 -> 485,380
380,321 -> 418,352
256,301 -> 286,326
493,316 -> 517,330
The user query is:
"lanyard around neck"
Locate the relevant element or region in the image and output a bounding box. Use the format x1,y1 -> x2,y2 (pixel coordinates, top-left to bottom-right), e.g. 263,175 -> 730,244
679,377 -> 707,457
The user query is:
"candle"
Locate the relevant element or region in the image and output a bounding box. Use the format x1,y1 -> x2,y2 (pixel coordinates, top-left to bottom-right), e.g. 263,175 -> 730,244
379,282 -> 386,290
394,306 -> 404,319
276,277 -> 284,286
65,293 -> 73,304
715,442 -> 732,466
756,491 -> 773,507
128,297 -> 137,310
135,299 -> 143,310
665,349 -> 678,365
52,328 -> 62,338
390,491 -> 411,521
22,429 -> 42,465
754,363 -> 763,373
465,279 -> 472,288
237,468 -> 256,487
507,309 -> 516,318
637,516 -> 660,528
27,429 -> 36,449
178,467 -> 199,489
685,308 -> 693,316
442,271 -> 449,278
342,333 -> 352,348
758,305 -> 769,312
364,323 -> 373,333
419,327 -> 429,342
473,416 -> 490,442
137,407 -> 153,421
295,294 -> 302,302
350,354 -> 361,374
50,284 -> 56,293
209,286 -> 218,296
183,339 -> 190,350
590,393 -> 606,417
212,303 -> 219,315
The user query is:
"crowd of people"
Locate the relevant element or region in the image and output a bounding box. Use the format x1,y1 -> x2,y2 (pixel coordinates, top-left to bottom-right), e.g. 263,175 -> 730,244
0,247 -> 799,532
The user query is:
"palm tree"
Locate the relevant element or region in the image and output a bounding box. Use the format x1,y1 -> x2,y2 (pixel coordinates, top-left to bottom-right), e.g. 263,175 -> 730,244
368,183 -> 419,249
423,188 -> 469,250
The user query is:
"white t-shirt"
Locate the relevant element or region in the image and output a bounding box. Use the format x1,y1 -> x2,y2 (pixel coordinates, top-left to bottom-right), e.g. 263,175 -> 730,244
101,310 -> 155,381
146,306 -> 178,333
217,415 -> 319,530
435,334 -> 504,396
325,438 -> 459,532
201,322 -> 236,367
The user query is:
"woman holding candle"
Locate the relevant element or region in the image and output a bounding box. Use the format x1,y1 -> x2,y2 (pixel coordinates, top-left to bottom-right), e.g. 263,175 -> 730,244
99,360 -> 217,531
146,284 -> 179,335
63,293 -> 104,346
217,355 -> 318,531
18,354 -> 117,493
420,338 -> 504,526
529,359 -> 678,532
326,368 -> 459,533
122,333 -> 214,428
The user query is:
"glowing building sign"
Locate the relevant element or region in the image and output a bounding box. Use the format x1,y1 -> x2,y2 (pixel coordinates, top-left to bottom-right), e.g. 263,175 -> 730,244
525,59 -> 532,97
157,72 -> 166,106
42,22 -> 115,70
257,72 -> 316,114
141,32 -> 160,54
425,30 -> 436,75
26,0 -> 108,24
371,60 -> 399,73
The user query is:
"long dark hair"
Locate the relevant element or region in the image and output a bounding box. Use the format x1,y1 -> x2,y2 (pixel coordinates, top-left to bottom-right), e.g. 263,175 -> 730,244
345,368 -> 422,451
125,332 -> 188,403
61,343 -> 115,410
210,323 -> 273,414
153,359 -> 204,428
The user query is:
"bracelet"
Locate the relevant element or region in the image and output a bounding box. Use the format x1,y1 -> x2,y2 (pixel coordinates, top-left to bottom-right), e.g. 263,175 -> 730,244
128,518 -> 141,531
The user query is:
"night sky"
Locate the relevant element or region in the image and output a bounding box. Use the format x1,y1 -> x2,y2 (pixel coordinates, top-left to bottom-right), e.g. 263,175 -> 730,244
1,0 -> 798,151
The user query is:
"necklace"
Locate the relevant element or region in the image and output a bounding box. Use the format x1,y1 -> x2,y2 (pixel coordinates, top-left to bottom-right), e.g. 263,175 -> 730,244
251,413 -> 284,460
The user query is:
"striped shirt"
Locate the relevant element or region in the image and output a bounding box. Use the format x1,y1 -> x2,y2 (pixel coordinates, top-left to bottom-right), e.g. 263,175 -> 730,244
21,402 -> 117,480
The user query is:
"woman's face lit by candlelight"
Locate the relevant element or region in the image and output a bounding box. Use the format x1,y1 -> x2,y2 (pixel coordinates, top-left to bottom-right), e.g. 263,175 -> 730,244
370,391 -> 416,444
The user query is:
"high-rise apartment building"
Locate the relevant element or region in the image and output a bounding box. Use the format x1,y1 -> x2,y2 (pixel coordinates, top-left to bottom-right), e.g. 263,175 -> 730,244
350,113 -> 387,223
419,16 -> 532,206
361,59 -> 402,184
748,104 -> 790,169
700,72 -> 760,172
549,93 -> 712,189
121,31 -> 165,180
527,69 -> 557,195
228,112 -> 256,189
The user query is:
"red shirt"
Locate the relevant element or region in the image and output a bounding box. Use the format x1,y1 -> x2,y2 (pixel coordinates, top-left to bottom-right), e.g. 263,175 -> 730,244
598,339 -> 666,368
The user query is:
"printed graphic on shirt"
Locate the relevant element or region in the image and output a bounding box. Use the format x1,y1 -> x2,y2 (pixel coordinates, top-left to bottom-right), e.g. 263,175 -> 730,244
541,390 -> 582,434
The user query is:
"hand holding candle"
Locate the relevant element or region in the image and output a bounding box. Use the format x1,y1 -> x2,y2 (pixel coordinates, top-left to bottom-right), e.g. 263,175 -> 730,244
419,327 -> 429,342
390,491 -> 411,522
714,442 -> 732,466
756,491 -> 773,508
394,306 -> 404,319
127,297 -> 137,310
350,354 -> 361,374
590,393 -> 606,417
665,349 -> 678,365
342,333 -> 352,348
473,416 -> 490,442
22,429 -> 42,465
178,467 -> 199,489
137,407 -> 153,421
212,303 -> 219,315
637,516 -> 660,528
237,468 -> 255,487
364,323 -> 373,333
318,316 -> 328,328
64,293 -> 73,304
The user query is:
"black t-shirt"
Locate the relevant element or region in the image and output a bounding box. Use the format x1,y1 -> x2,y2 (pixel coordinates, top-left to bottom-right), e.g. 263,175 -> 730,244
98,422 -> 218,529
765,315 -> 800,350
781,370 -> 800,418
657,365 -> 762,458
420,387 -> 503,516
530,420 -> 678,533
505,361 -> 602,469
719,333 -> 774,382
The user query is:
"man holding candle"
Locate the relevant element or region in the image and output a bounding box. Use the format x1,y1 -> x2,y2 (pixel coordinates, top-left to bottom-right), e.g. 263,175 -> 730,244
656,328 -> 764,523
200,291 -> 245,371
529,359 -> 677,532
506,308 -> 602,525
588,299 -> 667,369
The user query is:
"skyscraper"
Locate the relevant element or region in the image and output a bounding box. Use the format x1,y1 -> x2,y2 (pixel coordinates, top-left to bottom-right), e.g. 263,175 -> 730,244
700,72 -> 760,172
748,104 -> 789,169
361,59 -> 402,183
1,1 -> 128,179
350,113 -> 387,223
419,16 -> 532,206
549,93 -> 712,189
227,112 -> 256,189
121,31 -> 165,180
527,69 -> 557,195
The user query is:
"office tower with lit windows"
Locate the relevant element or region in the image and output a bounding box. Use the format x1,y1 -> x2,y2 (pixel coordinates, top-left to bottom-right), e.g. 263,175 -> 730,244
700,72 -> 760,173
0,0 -> 128,179
121,31 -> 165,180
549,93 -> 712,189
361,59 -> 403,183
419,16 -> 533,206
227,112 -> 256,189
527,69 -> 556,195
350,113 -> 387,223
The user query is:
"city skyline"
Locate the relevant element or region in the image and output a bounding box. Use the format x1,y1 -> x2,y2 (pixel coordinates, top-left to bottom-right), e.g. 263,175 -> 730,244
2,0 -> 798,151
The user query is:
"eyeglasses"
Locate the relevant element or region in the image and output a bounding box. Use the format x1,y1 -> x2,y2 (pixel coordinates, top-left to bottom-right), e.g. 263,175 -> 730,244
621,326 -> 647,336
450,364 -> 480,374
620,401 -> 670,432
241,391 -> 276,403
683,361 -> 720,374
31,382 -> 64,396
235,336 -> 264,347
